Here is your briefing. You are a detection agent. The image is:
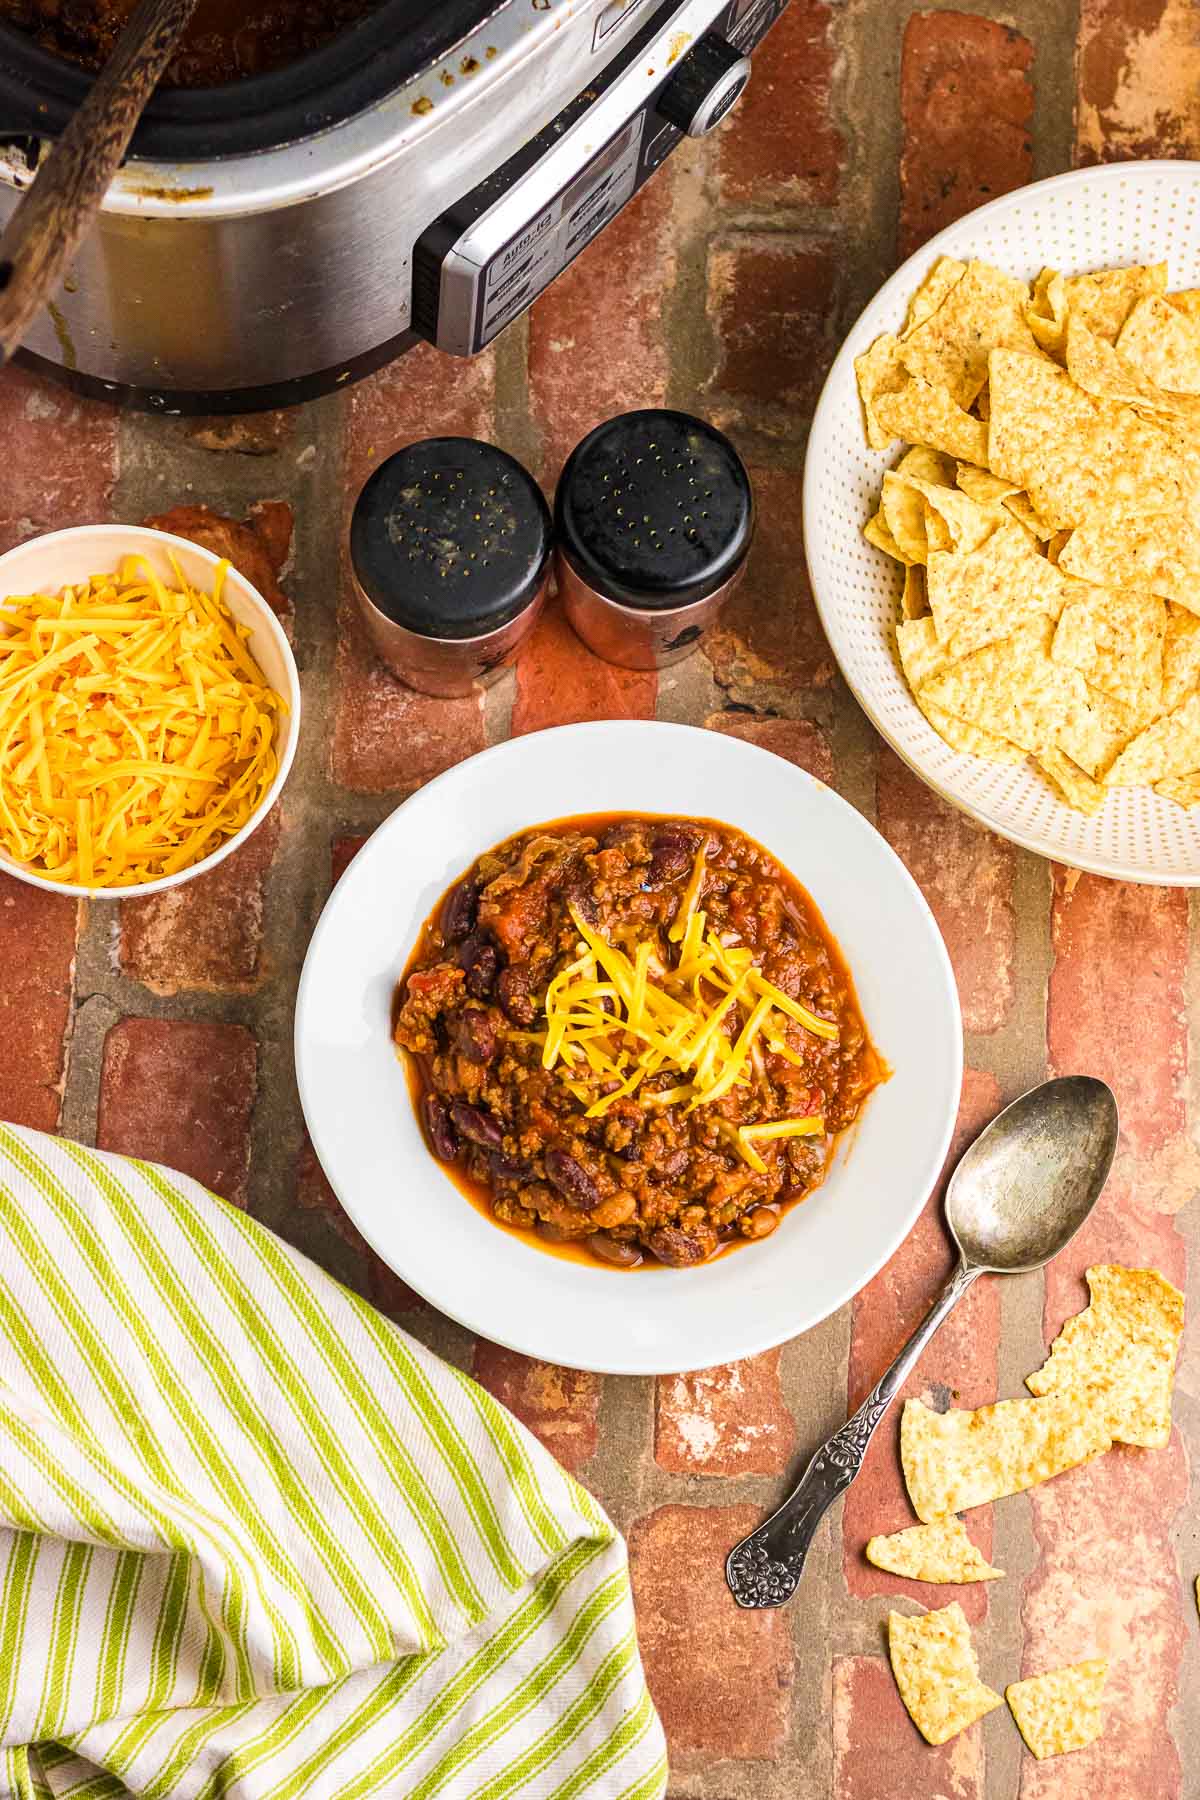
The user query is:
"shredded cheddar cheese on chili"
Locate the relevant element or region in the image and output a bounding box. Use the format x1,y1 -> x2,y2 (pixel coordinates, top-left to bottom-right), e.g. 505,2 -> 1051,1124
514,900 -> 832,1165
0,555 -> 285,888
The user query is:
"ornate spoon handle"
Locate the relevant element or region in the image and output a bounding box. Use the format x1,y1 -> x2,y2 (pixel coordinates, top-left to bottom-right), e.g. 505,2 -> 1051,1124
725,1257 -> 980,1608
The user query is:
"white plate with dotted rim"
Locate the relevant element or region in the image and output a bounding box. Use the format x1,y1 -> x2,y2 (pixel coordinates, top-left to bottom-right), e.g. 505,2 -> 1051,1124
295,721 -> 962,1375
805,159 -> 1200,885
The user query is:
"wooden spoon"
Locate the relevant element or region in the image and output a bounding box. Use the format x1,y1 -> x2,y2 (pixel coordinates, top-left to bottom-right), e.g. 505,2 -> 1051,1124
0,0 -> 200,367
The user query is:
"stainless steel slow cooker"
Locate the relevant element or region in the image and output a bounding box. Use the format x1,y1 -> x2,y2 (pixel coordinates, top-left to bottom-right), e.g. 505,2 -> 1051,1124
0,0 -> 788,411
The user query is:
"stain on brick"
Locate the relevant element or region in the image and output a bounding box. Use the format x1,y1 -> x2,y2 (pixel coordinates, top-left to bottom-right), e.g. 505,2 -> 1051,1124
97,1018 -> 257,1207
704,467 -> 837,691
120,811 -> 280,996
705,713 -> 834,785
833,1655 -> 984,1795
0,875 -> 78,1132
706,237 -> 840,422
655,1349 -> 795,1475
512,602 -> 655,735
717,0 -> 843,207
529,170 -> 677,486
0,366 -> 117,554
628,1504 -> 792,1766
878,749 -> 1015,1036
843,1069 -> 1001,1622
1049,871 -> 1187,1161
472,1340 -> 601,1472
900,12 -> 1033,255
1076,0 -> 1200,163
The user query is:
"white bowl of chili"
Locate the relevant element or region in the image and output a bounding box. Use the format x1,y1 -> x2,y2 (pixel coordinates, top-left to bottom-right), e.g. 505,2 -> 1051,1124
296,720 -> 963,1375
0,524 -> 299,897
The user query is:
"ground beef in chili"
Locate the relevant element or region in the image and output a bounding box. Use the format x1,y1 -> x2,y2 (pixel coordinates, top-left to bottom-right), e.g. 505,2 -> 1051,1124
393,815 -> 884,1270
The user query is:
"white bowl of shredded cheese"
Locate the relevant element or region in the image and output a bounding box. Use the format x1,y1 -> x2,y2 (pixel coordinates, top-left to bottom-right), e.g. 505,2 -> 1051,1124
0,524 -> 300,898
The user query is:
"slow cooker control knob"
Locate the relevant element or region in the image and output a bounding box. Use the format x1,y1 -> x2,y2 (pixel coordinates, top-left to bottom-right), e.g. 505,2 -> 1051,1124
655,33 -> 752,138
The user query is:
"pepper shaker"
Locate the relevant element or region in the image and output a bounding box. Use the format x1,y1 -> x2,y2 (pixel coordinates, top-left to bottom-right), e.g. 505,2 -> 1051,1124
350,437 -> 552,698
554,409 -> 755,670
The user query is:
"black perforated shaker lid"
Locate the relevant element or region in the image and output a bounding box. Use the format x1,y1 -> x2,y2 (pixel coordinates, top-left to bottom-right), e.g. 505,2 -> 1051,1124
350,438 -> 553,641
554,411 -> 754,612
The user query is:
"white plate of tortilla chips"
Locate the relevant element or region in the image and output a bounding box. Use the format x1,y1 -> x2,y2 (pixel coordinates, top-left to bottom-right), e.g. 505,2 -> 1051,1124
805,160 -> 1200,884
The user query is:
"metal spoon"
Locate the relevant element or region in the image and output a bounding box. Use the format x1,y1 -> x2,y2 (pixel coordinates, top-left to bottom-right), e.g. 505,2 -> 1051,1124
725,1075 -> 1119,1609
0,0 -> 200,367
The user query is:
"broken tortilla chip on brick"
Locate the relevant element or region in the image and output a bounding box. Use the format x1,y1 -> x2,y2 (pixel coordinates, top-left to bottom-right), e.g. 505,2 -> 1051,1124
900,1394 -> 1112,1524
866,1517 -> 1003,1584
1006,1661 -> 1108,1761
1025,1264 -> 1184,1449
887,1604 -> 1003,1746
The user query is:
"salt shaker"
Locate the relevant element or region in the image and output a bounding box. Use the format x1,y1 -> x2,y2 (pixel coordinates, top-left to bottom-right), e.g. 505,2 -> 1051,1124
554,409 -> 754,670
350,437 -> 552,698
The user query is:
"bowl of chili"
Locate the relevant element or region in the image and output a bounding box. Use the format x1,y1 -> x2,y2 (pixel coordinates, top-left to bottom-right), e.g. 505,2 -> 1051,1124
296,720 -> 963,1374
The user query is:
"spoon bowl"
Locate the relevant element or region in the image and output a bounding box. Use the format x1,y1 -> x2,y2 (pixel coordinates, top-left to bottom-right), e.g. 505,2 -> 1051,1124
947,1075 -> 1120,1273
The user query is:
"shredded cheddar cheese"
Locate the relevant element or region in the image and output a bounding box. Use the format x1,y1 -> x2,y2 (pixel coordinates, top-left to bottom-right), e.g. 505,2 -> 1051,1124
0,555 -> 285,888
512,901 -> 832,1166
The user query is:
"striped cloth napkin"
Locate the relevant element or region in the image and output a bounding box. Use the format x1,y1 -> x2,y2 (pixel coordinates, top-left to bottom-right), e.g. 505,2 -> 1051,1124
0,1122 -> 667,1800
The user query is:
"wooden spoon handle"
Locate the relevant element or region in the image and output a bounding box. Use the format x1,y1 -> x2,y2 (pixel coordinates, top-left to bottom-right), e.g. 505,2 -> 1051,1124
0,0 -> 200,365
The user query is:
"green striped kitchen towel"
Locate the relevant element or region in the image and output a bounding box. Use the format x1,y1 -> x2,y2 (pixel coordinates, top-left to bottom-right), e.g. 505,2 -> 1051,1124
0,1121 -> 667,1800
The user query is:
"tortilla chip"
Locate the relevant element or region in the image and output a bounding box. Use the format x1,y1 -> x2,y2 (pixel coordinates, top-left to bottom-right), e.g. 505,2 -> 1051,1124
1054,682 -> 1151,779
1065,316 -> 1200,424
956,465 -> 1020,507
910,480 -> 998,557
988,349 -> 1183,529
973,384 -> 990,422
1117,293 -> 1200,395
899,260 -> 1039,408
1037,746 -> 1107,815
1026,1264 -> 1184,1448
1105,691 -> 1200,786
896,445 -> 958,487
1162,603 -> 1200,710
875,378 -> 990,467
917,617 -> 1079,755
1046,528 -> 1073,565
888,1605 -> 1004,1746
1058,511 -> 1200,611
1002,491 -> 1055,541
926,522 -> 1066,659
1027,268 -> 1068,357
864,510 -> 910,563
901,563 -> 928,619
1062,261 -> 1167,341
1169,289 -> 1200,326
902,256 -> 968,338
900,1394 -> 1112,1523
882,470 -> 935,562
1006,1661 -> 1107,1761
856,331 -> 909,450
1157,771 -> 1200,807
896,617 -> 1025,762
1050,582 -> 1166,715
866,1517 -> 1003,1584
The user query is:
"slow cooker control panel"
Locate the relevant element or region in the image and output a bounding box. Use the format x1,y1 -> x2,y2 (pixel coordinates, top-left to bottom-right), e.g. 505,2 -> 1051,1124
412,0 -> 787,358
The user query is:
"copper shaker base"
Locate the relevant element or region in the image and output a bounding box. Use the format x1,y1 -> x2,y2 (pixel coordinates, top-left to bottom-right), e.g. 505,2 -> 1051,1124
556,550 -> 745,671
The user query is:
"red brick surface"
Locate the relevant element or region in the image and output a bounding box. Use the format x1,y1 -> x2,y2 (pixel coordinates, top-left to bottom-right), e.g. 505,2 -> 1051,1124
843,1069 -> 1002,1622
528,172 -> 677,487
704,466 -> 838,692
97,1019 -> 257,1207
0,366 -> 118,555
629,1504 -> 793,1766
899,12 -> 1034,256
717,0 -> 843,207
1076,0 -> 1200,163
512,603 -> 656,736
472,1341 -> 601,1473
120,811 -> 281,995
1048,873 -> 1188,1160
655,1349 -> 795,1476
878,750 -> 1015,1036
294,1136 -> 425,1313
833,1655 -> 985,1796
705,713 -> 834,785
706,237 -> 840,421
144,502 -> 294,617
0,876 -> 78,1132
